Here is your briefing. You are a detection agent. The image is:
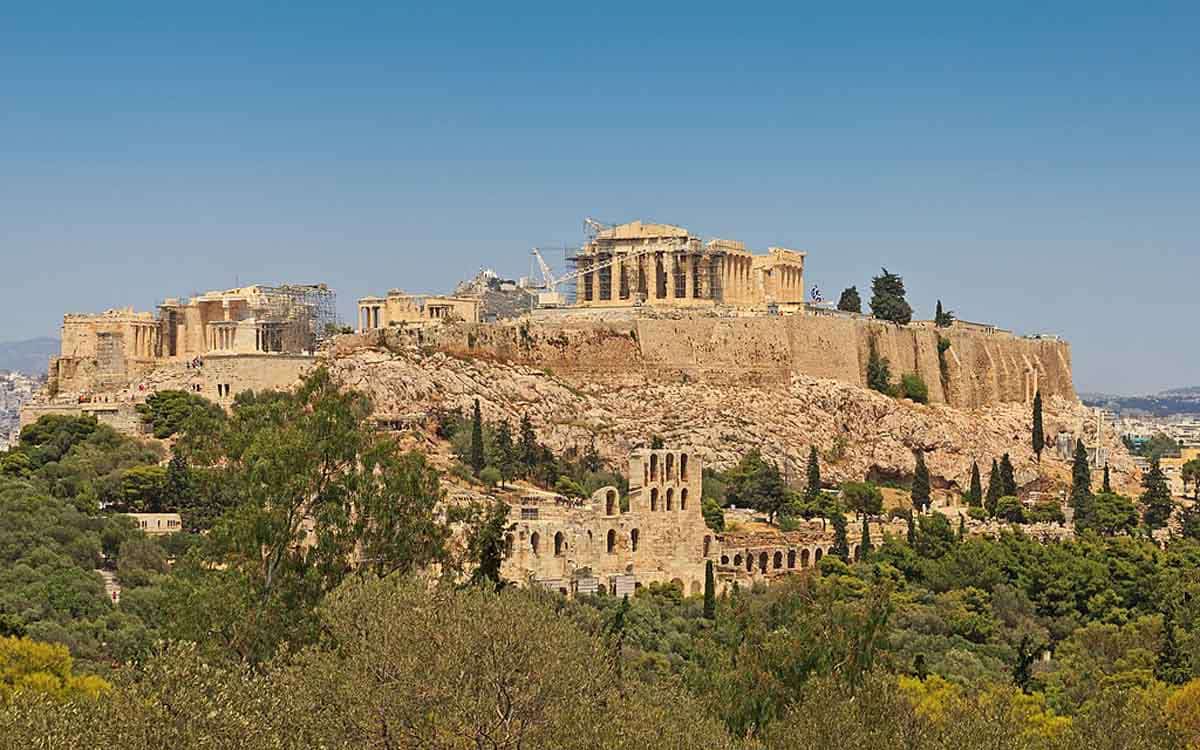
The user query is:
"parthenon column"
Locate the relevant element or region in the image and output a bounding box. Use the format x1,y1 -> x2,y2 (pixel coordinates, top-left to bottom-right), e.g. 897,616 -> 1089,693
665,252 -> 676,300
613,254 -> 624,301
590,261 -> 600,303
683,254 -> 695,300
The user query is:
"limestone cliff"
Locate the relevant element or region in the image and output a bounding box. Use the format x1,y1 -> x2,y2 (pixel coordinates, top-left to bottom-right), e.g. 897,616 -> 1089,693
324,330 -> 1133,498
402,314 -> 1074,410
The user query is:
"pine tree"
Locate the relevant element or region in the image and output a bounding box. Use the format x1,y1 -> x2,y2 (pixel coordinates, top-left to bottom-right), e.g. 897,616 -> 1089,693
805,445 -> 822,501
469,399 -> 485,476
703,560 -> 716,620
1156,611 -> 1189,685
968,461 -> 983,507
860,515 -> 873,557
164,451 -> 194,508
1000,453 -> 1017,497
837,286 -> 862,313
934,300 -> 955,328
831,511 -> 850,562
1103,463 -> 1112,494
986,459 -> 1002,516
1032,391 -> 1045,462
869,268 -> 913,324
494,418 -> 515,487
519,413 -> 538,477
1070,439 -> 1092,512
1141,457 -> 1174,530
911,451 -> 931,513
1014,634 -> 1037,693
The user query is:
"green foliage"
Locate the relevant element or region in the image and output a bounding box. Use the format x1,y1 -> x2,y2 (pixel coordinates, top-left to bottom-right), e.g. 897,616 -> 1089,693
1000,453 -> 1018,497
911,451 -> 931,513
135,390 -> 224,439
1071,440 -> 1093,515
968,461 -> 983,507
841,481 -> 883,518
469,399 -> 485,475
1141,458 -> 1174,530
703,560 -> 716,620
702,496 -> 726,532
837,286 -> 862,313
1077,492 -> 1139,536
934,299 -> 955,327
985,459 -> 1002,516
1032,391 -> 1045,460
869,268 -> 913,324
1181,458 -> 1200,500
805,445 -> 821,501
725,449 -> 789,524
830,511 -> 850,562
0,636 -> 109,702
900,373 -> 929,404
866,337 -> 893,395
1028,499 -> 1067,524
994,495 -> 1027,523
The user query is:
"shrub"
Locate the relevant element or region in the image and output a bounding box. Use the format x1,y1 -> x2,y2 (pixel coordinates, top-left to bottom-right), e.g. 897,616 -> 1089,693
900,373 -> 929,404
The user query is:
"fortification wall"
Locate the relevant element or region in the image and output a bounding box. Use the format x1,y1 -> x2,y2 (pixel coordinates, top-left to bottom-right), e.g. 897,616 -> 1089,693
393,313 -> 1074,408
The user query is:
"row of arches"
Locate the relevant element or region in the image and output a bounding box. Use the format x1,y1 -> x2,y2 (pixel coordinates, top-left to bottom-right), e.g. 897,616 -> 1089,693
720,543 -> 867,574
646,451 -> 690,483
520,527 -> 646,557
648,486 -> 689,512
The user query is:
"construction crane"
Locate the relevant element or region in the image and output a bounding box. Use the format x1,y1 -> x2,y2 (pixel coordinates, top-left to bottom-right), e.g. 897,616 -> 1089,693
530,240 -> 690,309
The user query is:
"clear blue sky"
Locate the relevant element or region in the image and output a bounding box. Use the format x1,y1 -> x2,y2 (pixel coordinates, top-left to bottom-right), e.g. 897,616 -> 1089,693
2,2 -> 1196,394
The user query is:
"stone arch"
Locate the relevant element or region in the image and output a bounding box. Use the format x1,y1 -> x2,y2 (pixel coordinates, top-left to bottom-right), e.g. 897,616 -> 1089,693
670,577 -> 684,592
759,551 -> 768,573
690,580 -> 702,596
606,529 -> 616,554
814,547 -> 823,563
605,491 -> 616,516
773,550 -> 783,569
732,553 -> 742,567
666,453 -> 675,481
530,532 -> 540,556
650,487 -> 659,511
852,544 -> 861,561
666,487 -> 674,511
505,534 -> 514,557
721,554 -> 730,565
787,549 -> 796,568
650,454 -> 659,481
554,531 -> 565,557
801,548 -> 811,568
680,452 -> 689,479
680,487 -> 689,510
745,553 -> 753,572
703,535 -> 711,557
631,528 -> 639,552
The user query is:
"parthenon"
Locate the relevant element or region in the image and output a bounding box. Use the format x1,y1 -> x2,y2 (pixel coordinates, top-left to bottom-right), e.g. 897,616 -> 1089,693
570,220 -> 807,308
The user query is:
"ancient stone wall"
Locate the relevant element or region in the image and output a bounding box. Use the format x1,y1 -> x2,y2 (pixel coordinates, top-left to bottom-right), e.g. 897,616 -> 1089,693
406,313 -> 1074,408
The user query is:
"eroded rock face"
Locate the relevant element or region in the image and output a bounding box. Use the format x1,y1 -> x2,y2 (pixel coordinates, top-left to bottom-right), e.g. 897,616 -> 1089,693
323,337 -> 1137,497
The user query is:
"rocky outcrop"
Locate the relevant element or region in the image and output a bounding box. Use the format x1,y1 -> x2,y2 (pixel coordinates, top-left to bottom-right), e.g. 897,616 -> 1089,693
324,335 -> 1134,497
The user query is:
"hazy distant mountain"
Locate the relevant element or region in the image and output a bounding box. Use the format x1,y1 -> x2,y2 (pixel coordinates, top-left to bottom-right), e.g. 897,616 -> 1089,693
1083,386 -> 1200,417
0,337 -> 58,377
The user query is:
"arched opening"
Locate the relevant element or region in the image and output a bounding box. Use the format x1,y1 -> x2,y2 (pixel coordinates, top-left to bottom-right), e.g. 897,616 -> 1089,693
530,532 -> 540,556
666,487 -> 674,511
650,487 -> 659,511
732,553 -> 742,567
746,553 -> 754,572
680,453 -> 689,479
773,551 -> 783,569
703,535 -> 711,557
666,453 -> 675,481
554,532 -> 565,557
649,454 -> 658,481
801,548 -> 811,568
505,534 -> 514,558
787,549 -> 796,569
721,554 -> 730,565
605,491 -> 615,516
690,580 -> 702,596
853,544 -> 861,561
606,529 -> 617,554
587,530 -> 593,547
680,487 -> 688,510
814,547 -> 823,563
759,551 -> 768,573
609,489 -> 619,513
631,528 -> 639,552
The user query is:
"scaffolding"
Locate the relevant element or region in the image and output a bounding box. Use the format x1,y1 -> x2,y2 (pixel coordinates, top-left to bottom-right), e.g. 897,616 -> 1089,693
256,284 -> 339,351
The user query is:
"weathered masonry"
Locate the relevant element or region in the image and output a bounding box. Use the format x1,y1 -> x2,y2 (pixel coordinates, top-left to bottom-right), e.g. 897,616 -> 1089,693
501,446 -> 878,597
356,290 -> 481,331
569,221 -> 807,309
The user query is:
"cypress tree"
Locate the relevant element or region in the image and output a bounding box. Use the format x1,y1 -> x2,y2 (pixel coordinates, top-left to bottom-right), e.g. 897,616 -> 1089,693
805,445 -> 821,501
905,511 -> 916,546
860,514 -> 873,557
1102,463 -> 1112,494
831,511 -> 850,562
934,300 -> 955,327
703,560 -> 716,620
469,399 -> 486,476
1070,439 -> 1092,511
1141,457 -> 1174,530
519,413 -> 538,477
837,286 -> 862,313
494,418 -> 515,487
968,461 -> 982,507
1157,610 -> 1189,685
1014,635 -> 1036,693
911,451 -> 931,513
958,513 -> 966,541
1032,391 -> 1045,462
986,459 -> 1002,516
1000,453 -> 1017,497
866,338 -> 892,394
